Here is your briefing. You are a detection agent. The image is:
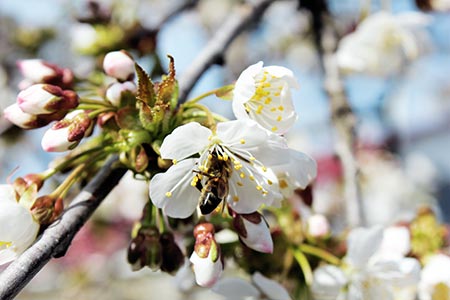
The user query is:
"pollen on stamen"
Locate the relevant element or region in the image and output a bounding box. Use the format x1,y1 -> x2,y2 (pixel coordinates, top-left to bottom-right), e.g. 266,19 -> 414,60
237,182 -> 244,187
191,176 -> 199,187
267,179 -> 273,185
240,172 -> 245,178
240,139 -> 246,144
256,185 -> 263,191
271,126 -> 278,132
249,156 -> 256,161
278,105 -> 284,111
262,191 -> 268,196
261,166 -> 267,172
172,159 -> 178,165
256,105 -> 264,114
277,115 -> 282,122
249,175 -> 255,181
264,97 -> 272,104
223,153 -> 229,161
279,179 -> 288,189
270,107 -> 277,112
233,196 -> 240,202
165,192 -> 173,198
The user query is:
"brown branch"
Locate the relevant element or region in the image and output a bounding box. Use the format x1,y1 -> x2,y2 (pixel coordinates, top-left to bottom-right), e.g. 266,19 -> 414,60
0,0 -> 278,298
321,26 -> 365,227
178,0 -> 277,103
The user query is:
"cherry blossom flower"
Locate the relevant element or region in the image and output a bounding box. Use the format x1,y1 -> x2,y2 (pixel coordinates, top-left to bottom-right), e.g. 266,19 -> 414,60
418,254 -> 450,300
312,226 -> 421,300
17,59 -> 58,83
0,184 -> 39,266
232,62 -> 299,134
103,50 -> 135,81
337,12 -> 430,76
149,119 -> 289,218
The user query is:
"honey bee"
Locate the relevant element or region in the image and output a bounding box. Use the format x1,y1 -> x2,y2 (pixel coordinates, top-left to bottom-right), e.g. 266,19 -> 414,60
194,150 -> 232,215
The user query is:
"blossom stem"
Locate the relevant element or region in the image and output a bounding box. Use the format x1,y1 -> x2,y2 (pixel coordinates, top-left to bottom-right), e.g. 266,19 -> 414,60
298,244 -> 341,265
291,248 -> 313,286
49,163 -> 86,199
87,107 -> 116,118
182,103 -> 215,127
184,84 -> 234,104
79,98 -> 113,107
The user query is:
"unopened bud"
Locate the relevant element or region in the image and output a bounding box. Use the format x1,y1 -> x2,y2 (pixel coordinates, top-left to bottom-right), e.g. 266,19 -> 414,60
103,50 -> 135,81
3,103 -> 39,129
307,214 -> 330,238
190,223 -> 222,287
127,227 -> 162,271
233,212 -> 273,253
160,232 -> 185,274
106,81 -> 136,106
41,110 -> 91,152
17,59 -> 59,83
17,84 -> 78,115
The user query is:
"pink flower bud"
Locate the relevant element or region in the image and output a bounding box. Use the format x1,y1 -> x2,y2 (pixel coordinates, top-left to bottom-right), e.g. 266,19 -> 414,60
105,81 -> 136,106
103,50 -> 135,81
3,103 -> 38,129
41,110 -> 91,152
307,214 -> 330,238
17,59 -> 59,83
233,212 -> 273,253
17,84 -> 78,115
190,223 -> 223,287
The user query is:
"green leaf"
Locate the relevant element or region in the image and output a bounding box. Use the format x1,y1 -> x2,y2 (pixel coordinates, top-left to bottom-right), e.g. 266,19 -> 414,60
135,63 -> 156,106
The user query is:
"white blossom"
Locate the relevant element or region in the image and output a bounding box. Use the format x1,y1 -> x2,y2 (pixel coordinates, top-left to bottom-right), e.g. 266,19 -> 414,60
3,103 -> 37,129
105,81 -> 136,106
337,12 -> 431,76
0,184 -> 39,266
149,120 -> 291,218
312,226 -> 421,300
232,62 -> 299,134
17,59 -> 57,83
418,254 -> 450,300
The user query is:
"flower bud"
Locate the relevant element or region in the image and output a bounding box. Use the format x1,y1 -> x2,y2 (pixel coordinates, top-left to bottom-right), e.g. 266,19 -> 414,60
159,232 -> 185,274
233,212 -> 273,253
17,84 -> 78,115
3,103 -> 38,129
105,81 -> 136,106
103,50 -> 135,81
17,59 -> 59,83
30,195 -> 63,225
307,214 -> 330,238
41,110 -> 92,152
127,227 -> 162,271
190,223 -> 223,287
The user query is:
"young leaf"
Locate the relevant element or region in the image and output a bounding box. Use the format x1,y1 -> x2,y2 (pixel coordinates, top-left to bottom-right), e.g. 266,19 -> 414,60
135,63 -> 156,106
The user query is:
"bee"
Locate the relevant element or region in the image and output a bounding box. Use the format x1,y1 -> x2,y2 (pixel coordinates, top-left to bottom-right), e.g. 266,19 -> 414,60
194,150 -> 232,215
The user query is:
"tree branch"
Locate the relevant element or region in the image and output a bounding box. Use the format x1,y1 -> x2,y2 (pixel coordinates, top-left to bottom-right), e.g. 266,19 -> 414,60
0,0 -> 278,298
178,0 -> 277,103
321,26 -> 365,227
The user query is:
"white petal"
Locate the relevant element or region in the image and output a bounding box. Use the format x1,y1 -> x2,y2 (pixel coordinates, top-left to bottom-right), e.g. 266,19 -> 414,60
241,217 -> 273,253
311,265 -> 347,300
212,277 -> 260,298
232,62 -> 263,105
149,158 -> 200,218
376,226 -> 411,260
263,65 -> 299,89
346,226 -> 383,269
0,184 -> 16,203
252,272 -> 291,300
217,119 -> 267,150
227,164 -> 281,213
0,201 -> 39,265
159,122 -> 211,161
272,149 -> 317,190
190,251 -> 223,287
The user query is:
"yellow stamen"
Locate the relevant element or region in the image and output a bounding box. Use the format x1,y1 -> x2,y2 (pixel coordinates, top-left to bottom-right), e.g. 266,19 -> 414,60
240,139 -> 246,144
249,175 -> 255,181
256,185 -> 263,191
237,182 -> 244,187
165,192 -> 172,198
172,159 -> 177,165
233,196 -> 240,202
279,179 -> 288,189
278,105 -> 284,111
267,179 -> 273,185
277,115 -> 282,122
256,105 -> 264,114
271,126 -> 278,132
240,172 -> 245,178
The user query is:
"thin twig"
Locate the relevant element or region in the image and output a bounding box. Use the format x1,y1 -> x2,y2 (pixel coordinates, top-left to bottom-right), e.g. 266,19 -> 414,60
321,26 -> 365,227
0,0 -> 278,298
178,0 -> 277,103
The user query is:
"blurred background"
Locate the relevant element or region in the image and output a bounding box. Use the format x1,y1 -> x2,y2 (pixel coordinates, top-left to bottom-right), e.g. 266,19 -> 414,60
0,0 -> 449,299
